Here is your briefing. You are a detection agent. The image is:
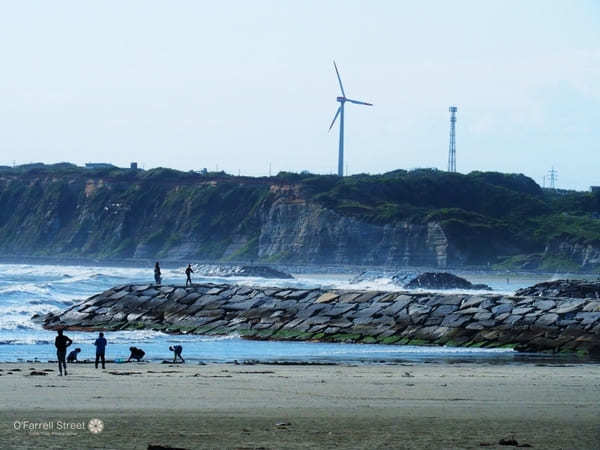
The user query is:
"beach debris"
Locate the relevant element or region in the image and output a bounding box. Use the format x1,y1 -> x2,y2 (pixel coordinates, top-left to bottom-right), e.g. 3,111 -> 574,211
275,422 -> 291,428
498,437 -> 532,446
402,372 -> 414,378
192,373 -> 232,378
147,445 -> 189,450
234,371 -> 275,374
28,371 -> 48,376
108,371 -> 142,376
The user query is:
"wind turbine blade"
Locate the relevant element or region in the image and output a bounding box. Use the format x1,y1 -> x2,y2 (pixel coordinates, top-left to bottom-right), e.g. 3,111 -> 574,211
347,98 -> 373,106
329,106 -> 341,131
333,61 -> 346,97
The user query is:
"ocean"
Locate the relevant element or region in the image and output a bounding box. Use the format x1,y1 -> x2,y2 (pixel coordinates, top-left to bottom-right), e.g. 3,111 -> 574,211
0,263 -> 591,364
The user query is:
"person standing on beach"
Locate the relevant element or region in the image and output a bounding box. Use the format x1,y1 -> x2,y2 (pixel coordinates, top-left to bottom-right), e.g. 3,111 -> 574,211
154,261 -> 162,285
94,332 -> 107,369
54,329 -> 72,376
185,264 -> 194,287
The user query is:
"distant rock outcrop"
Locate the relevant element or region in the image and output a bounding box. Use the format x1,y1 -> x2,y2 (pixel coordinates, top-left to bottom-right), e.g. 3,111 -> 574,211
515,279 -> 600,299
196,264 -> 293,279
349,270 -> 417,285
404,272 -> 492,291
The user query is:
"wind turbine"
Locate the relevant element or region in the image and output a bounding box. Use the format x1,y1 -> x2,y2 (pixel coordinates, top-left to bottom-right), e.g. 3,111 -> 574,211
328,61 -> 373,176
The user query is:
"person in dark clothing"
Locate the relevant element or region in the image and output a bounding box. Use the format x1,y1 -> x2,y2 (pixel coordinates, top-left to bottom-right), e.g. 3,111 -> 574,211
169,345 -> 185,363
185,264 -> 194,287
127,346 -> 145,362
94,332 -> 107,369
54,330 -> 72,376
67,348 -> 81,363
154,262 -> 162,285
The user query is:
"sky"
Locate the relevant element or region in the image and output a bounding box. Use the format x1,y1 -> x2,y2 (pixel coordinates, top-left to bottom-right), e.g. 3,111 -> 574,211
0,1 -> 598,190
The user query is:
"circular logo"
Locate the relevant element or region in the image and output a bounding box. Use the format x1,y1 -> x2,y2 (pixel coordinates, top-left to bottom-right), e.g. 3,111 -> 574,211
87,418 -> 104,434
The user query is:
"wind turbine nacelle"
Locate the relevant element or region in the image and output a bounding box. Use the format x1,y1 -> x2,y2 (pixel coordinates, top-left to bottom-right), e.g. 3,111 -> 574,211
337,96 -> 346,103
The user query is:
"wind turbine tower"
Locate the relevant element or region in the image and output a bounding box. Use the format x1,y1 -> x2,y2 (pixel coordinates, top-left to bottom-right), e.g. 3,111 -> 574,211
448,106 -> 457,172
329,61 -> 373,177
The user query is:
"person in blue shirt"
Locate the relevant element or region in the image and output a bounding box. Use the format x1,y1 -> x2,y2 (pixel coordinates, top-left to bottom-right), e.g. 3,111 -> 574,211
94,332 -> 107,369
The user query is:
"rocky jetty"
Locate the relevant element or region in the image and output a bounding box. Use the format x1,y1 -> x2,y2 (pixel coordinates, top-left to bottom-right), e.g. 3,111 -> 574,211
37,282 -> 600,357
515,279 -> 600,299
195,264 -> 293,279
404,272 -> 492,291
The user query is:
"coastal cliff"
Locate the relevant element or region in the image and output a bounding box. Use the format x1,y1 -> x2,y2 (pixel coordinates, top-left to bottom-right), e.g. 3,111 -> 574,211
39,283 -> 600,357
1,163 -> 599,270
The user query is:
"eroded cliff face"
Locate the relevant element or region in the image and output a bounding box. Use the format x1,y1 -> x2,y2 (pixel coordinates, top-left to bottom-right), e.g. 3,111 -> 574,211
257,197 -> 449,267
0,172 -> 453,266
5,167 -> 594,269
544,239 -> 600,270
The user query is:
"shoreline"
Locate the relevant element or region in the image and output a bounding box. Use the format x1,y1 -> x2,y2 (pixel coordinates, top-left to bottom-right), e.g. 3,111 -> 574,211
1,361 -> 599,449
1,256 -> 599,276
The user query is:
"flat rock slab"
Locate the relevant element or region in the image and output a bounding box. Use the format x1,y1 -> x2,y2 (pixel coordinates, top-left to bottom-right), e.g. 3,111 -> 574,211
552,300 -> 587,315
315,292 -> 339,304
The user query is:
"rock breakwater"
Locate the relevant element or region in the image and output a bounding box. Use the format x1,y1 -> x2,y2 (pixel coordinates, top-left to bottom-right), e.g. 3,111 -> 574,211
38,283 -> 600,356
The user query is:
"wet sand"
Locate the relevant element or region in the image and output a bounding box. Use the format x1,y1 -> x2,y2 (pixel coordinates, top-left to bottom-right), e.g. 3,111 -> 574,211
1,361 -> 599,449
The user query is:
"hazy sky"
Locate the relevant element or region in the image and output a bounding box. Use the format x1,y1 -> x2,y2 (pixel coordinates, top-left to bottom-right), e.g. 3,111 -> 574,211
0,1 -> 598,189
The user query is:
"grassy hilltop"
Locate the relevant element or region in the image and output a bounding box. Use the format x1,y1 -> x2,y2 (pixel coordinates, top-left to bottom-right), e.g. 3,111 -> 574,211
0,163 -> 598,270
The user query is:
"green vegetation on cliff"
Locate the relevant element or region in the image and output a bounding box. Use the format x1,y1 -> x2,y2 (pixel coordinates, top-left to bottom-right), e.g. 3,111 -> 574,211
0,163 -> 598,270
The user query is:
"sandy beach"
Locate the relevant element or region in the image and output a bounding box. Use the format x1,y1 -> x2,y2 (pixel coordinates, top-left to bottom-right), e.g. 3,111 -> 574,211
0,361 -> 598,449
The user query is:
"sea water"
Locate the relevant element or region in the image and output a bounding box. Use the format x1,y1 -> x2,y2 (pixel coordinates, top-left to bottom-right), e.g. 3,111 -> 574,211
0,263 -> 588,364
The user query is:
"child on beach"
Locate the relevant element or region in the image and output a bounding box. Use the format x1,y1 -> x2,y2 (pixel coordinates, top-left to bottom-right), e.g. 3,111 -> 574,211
127,346 -> 145,362
67,348 -> 81,363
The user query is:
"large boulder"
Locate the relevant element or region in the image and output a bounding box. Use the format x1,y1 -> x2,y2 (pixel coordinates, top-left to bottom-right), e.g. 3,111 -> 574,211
404,272 -> 491,291
515,279 -> 600,299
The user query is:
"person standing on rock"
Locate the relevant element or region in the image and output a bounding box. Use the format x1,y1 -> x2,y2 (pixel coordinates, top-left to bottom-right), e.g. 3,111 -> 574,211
154,261 -> 162,285
185,264 -> 194,287
54,329 -> 72,376
94,332 -> 107,369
